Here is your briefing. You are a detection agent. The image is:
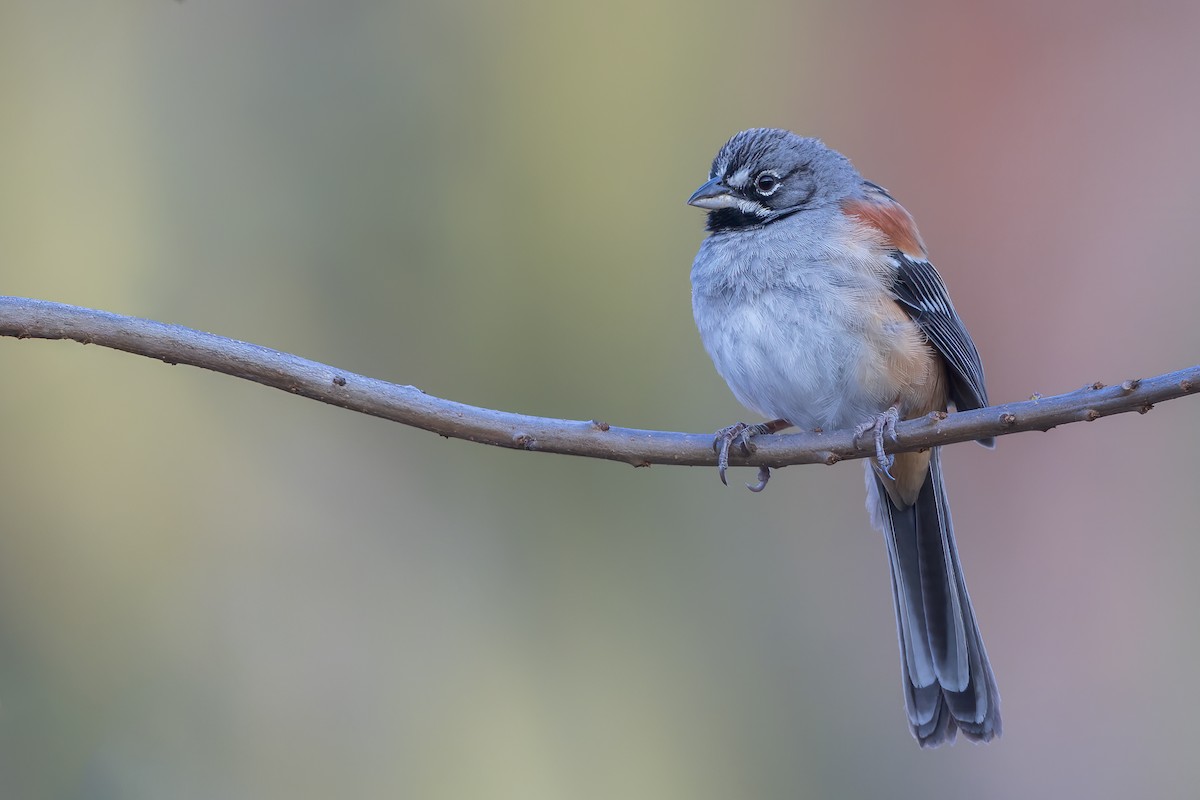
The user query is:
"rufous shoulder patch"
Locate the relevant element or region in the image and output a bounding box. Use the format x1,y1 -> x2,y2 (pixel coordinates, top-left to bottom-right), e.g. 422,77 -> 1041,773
842,193 -> 928,260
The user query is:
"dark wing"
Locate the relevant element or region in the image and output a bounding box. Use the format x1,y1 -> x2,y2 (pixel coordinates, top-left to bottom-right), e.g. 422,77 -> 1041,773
842,187 -> 991,443
891,254 -> 991,426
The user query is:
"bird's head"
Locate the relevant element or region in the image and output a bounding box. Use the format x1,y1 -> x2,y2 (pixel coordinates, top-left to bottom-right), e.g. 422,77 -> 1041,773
688,128 -> 859,231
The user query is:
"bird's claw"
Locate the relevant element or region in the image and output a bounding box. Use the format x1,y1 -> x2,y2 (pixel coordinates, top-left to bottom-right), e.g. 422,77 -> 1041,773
854,406 -> 901,480
713,420 -> 789,490
746,465 -> 771,493
713,421 -> 758,486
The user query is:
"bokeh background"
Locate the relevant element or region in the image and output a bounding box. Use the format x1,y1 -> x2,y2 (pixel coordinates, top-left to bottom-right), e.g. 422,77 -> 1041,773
3,1 -> 1199,798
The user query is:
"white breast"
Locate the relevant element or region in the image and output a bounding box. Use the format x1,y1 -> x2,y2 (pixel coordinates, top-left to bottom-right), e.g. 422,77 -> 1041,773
690,211 -> 906,432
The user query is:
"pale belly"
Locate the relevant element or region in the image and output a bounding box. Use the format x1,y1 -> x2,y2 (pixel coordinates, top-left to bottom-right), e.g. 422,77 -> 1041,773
693,285 -> 930,433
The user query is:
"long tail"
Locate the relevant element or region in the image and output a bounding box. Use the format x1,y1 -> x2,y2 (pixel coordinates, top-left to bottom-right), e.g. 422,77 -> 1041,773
866,448 -> 1001,746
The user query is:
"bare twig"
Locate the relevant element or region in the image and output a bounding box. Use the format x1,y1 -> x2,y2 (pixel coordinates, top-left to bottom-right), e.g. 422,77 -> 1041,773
1,296 -> 1196,471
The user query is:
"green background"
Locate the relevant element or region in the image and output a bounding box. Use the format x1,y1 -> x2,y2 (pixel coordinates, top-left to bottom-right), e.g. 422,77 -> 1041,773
3,2 -> 1199,798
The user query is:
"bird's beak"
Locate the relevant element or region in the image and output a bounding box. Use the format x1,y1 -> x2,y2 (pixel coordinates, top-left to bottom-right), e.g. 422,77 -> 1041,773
687,177 -> 735,210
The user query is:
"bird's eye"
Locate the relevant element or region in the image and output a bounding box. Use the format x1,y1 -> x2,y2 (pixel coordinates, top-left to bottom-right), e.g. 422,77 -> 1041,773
754,172 -> 780,195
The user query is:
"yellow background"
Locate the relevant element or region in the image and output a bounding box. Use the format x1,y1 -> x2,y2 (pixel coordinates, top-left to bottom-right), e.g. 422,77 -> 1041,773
2,2 -> 1199,797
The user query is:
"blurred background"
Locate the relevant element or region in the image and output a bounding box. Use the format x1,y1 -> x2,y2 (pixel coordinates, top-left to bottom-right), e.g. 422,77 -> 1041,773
2,1 -> 1199,797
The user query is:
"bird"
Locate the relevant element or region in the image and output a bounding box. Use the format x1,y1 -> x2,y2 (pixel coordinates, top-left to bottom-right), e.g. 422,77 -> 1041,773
687,128 -> 1000,746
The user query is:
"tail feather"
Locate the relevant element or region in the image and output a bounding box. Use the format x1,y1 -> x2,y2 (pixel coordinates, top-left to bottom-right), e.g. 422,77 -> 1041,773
919,461 -> 969,690
867,448 -> 1001,747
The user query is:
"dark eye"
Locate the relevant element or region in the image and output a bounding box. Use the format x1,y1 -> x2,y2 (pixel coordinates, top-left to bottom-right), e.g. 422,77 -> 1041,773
754,172 -> 779,195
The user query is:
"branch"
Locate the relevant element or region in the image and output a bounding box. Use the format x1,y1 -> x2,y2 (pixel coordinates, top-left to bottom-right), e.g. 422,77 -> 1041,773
1,296 -> 1196,471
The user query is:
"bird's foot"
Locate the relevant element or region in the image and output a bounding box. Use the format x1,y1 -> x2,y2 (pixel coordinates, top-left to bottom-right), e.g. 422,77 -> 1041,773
712,419 -> 790,490
854,406 -> 901,479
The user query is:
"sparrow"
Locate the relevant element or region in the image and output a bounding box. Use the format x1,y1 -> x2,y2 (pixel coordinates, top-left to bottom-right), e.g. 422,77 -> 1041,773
687,128 -> 1000,746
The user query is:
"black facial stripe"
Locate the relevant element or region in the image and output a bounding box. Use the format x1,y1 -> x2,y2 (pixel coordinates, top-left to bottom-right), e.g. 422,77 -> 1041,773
706,208 -> 763,232
765,206 -> 806,224
706,203 -> 807,233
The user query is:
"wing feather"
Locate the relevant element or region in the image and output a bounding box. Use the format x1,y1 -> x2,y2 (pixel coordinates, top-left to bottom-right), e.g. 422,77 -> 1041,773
843,185 -> 991,444
891,255 -> 989,416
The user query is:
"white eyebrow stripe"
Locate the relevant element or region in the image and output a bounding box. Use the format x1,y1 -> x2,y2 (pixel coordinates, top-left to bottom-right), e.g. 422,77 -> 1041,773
727,167 -> 751,189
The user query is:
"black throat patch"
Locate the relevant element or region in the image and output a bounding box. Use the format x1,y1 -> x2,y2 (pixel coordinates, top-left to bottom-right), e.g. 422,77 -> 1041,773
706,205 -> 806,233
705,208 -> 764,233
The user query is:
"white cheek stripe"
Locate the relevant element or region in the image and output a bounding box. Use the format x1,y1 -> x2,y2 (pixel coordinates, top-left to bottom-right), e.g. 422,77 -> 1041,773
734,197 -> 771,216
698,194 -> 771,216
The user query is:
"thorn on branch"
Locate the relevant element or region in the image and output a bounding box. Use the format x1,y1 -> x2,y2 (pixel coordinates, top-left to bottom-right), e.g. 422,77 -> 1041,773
1090,382 -> 1106,390
1138,404 -> 1155,414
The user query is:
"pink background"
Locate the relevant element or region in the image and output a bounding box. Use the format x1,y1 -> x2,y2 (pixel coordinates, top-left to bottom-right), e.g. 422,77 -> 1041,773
2,2 -> 1198,797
